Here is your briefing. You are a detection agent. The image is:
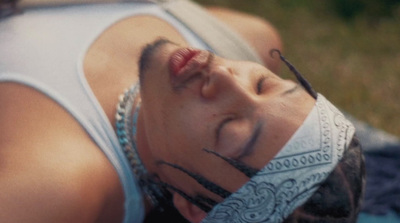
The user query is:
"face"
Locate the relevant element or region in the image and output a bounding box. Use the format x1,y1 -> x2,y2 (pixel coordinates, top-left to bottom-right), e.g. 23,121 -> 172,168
138,39 -> 316,203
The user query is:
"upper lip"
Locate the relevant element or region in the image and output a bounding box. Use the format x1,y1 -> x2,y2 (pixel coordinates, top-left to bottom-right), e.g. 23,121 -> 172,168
169,47 -> 212,87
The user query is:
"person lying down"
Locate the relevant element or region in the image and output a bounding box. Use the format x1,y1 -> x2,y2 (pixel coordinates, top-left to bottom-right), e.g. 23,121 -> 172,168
123,38 -> 366,223
0,1 -> 365,220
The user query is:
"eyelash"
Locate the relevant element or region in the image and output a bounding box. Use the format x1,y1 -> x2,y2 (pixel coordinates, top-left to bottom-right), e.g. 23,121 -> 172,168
256,76 -> 267,94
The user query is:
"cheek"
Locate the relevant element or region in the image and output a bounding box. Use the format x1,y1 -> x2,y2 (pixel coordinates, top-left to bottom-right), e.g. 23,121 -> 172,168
164,116 -> 208,155
141,102 -> 172,158
217,120 -> 252,157
143,105 -> 205,159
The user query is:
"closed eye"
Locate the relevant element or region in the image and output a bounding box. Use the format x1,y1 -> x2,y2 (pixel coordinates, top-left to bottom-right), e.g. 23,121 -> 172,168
256,76 -> 267,94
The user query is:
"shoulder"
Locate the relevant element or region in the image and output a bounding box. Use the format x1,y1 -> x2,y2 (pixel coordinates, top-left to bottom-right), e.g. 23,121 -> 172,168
0,82 -> 124,222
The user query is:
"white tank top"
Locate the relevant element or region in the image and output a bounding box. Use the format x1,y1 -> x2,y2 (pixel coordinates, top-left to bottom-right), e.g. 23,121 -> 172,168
0,2 -> 211,222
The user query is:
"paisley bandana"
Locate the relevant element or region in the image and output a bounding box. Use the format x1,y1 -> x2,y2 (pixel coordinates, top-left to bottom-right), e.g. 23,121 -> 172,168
201,94 -> 355,223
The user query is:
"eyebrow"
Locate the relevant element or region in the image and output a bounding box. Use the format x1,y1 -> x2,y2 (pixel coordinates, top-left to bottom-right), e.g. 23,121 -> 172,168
236,121 -> 263,160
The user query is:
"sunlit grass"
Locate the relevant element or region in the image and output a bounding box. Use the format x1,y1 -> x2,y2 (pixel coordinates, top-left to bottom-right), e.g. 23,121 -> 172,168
195,0 -> 400,136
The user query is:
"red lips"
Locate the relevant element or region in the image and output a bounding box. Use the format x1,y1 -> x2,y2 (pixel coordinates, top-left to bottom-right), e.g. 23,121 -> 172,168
168,47 -> 212,90
169,48 -> 201,77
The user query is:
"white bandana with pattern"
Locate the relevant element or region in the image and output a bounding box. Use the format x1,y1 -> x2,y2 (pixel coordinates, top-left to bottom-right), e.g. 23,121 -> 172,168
201,94 -> 355,223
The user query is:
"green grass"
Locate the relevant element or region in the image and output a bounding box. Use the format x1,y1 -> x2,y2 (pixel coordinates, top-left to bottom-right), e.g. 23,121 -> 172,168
195,0 -> 400,137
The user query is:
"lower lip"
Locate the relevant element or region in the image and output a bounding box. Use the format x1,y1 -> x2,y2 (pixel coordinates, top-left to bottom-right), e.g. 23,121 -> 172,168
169,48 -> 201,77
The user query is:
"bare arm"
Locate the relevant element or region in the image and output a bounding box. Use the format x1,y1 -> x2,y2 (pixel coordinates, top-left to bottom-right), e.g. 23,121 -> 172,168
0,83 -> 124,223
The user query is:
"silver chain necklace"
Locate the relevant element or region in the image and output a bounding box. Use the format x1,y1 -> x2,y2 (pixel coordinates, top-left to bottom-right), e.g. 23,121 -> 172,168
115,83 -> 163,208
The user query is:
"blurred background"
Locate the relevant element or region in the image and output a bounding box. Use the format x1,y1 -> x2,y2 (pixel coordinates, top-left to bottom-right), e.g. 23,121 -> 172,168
195,0 -> 400,137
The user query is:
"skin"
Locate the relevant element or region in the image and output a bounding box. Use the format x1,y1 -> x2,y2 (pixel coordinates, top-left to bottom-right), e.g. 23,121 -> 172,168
136,40 -> 315,222
0,4 -> 292,223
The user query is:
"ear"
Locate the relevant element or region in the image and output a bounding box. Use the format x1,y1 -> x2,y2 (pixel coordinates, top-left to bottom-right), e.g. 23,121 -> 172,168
173,193 -> 207,223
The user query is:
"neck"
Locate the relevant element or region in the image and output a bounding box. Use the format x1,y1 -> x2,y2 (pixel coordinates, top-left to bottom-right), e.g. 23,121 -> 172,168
136,108 -> 167,215
115,84 -> 160,214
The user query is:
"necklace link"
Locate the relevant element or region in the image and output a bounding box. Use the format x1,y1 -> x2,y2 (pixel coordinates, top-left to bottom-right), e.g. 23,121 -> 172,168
115,83 -> 164,208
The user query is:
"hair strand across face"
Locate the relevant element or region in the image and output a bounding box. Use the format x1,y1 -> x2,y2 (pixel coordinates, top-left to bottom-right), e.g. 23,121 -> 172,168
203,148 -> 259,178
157,160 -> 231,199
270,49 -> 318,99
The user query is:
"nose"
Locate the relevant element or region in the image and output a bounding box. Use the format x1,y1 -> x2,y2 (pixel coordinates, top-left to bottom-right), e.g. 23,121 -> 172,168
201,64 -> 253,103
201,65 -> 230,99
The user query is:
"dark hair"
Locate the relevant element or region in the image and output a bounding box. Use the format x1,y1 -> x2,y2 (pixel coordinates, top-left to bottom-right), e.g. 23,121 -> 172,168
146,51 -> 365,221
143,181 -> 190,223
143,148 -> 260,223
144,203 -> 189,223
144,136 -> 365,223
153,149 -> 259,213
0,0 -> 20,18
146,49 -> 365,223
0,0 -> 17,4
284,136 -> 366,223
271,50 -> 366,222
270,49 -> 318,99
145,50 -> 364,222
